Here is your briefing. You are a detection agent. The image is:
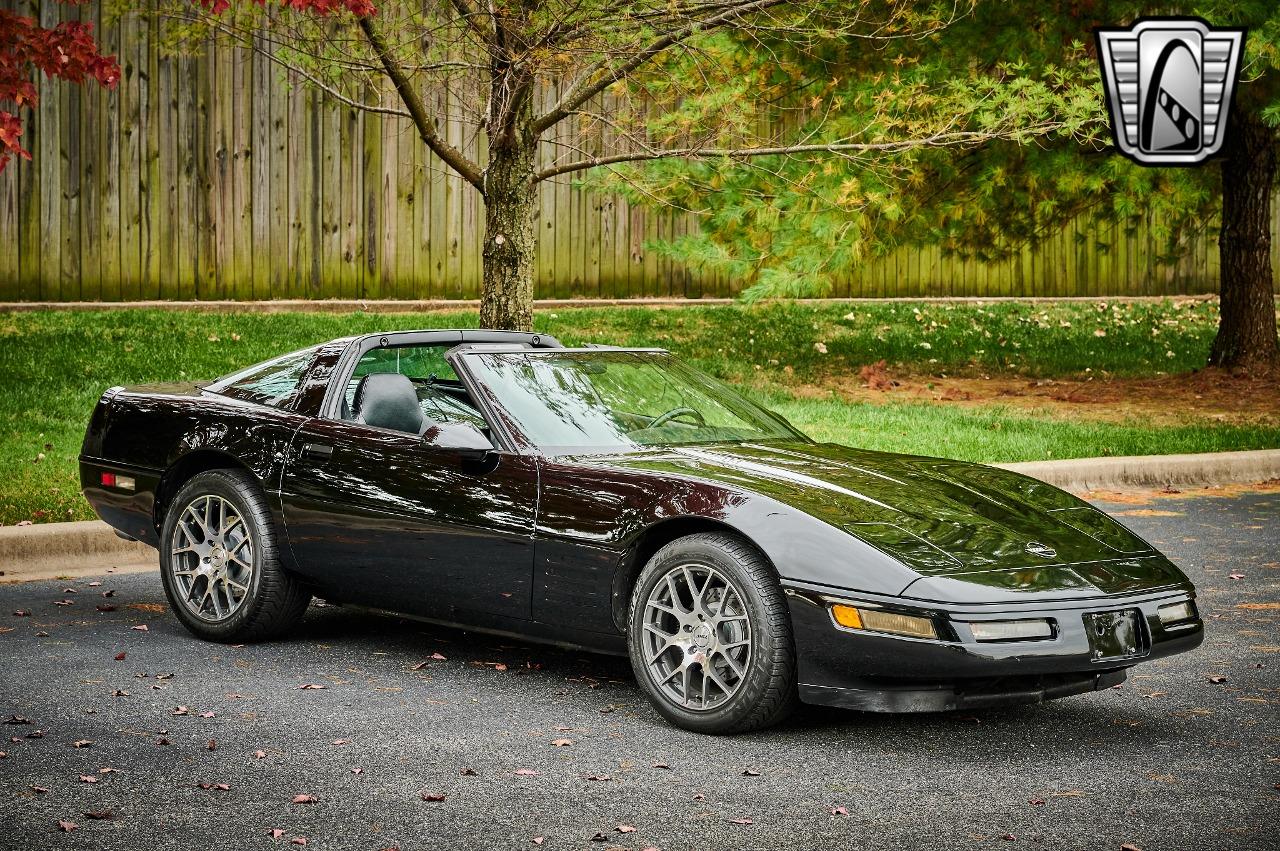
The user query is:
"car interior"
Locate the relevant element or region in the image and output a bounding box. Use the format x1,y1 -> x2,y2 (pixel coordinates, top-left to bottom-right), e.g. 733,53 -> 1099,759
339,344 -> 489,436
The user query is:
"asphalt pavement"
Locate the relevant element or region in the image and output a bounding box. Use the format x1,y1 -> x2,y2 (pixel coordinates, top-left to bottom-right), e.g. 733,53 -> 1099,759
1,490 -> 1277,851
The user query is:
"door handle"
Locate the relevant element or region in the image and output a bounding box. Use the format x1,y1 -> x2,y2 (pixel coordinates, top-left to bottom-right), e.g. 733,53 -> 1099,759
301,442 -> 334,461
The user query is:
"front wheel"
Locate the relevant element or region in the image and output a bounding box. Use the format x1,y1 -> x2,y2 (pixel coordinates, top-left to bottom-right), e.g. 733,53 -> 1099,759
159,469 -> 310,643
627,532 -> 797,734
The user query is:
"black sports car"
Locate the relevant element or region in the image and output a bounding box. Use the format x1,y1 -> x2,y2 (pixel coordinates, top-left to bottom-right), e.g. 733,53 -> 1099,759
81,329 -> 1203,733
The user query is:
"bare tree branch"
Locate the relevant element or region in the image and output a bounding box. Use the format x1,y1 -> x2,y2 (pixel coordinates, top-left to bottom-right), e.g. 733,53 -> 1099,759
533,127 -> 1070,182
531,0 -> 791,136
358,14 -> 486,192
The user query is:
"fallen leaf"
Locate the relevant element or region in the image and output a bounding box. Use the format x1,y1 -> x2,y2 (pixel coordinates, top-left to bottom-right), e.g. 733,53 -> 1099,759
254,750 -> 267,759
84,809 -> 112,820
741,768 -> 760,777
515,769 -> 539,776
96,604 -> 117,612
1237,602 -> 1280,610
114,652 -> 127,661
102,590 -> 116,598
551,738 -> 573,747
332,739 -> 351,746
1121,845 -> 1143,851
291,840 -> 307,847
58,821 -> 77,833
1029,798 -> 1046,806
727,817 -> 754,825
25,729 -> 43,738
351,767 -> 363,775
297,683 -> 327,690
1229,572 -> 1246,580
12,610 -> 31,617
1208,675 -> 1228,684
532,839 -> 544,846
73,740 -> 93,748
78,775 -> 98,784
585,774 -> 611,782
30,785 -> 49,794
98,767 -> 119,774
460,767 -> 477,776
131,624 -> 148,631
831,806 -> 848,816
112,689 -> 129,697
53,600 -> 73,607
172,706 -> 188,716
652,762 -> 671,770
1001,834 -> 1016,842
270,829 -> 285,839
420,792 -> 446,802
692,794 -> 704,801
590,832 -> 610,842
494,663 -> 509,671
155,673 -> 173,680
3,715 -> 31,725
198,712 -> 215,718
292,794 -> 317,804
206,739 -> 217,751
431,652 -> 447,660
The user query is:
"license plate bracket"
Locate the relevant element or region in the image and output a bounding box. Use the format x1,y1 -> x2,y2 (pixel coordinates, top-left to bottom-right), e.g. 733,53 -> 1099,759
1084,609 -> 1144,661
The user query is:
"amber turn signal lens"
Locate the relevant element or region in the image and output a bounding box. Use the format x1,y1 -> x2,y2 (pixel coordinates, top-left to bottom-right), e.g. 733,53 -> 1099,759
859,608 -> 937,639
831,604 -> 863,629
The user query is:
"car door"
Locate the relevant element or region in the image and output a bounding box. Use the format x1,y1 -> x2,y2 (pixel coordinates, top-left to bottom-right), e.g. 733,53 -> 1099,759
279,409 -> 539,626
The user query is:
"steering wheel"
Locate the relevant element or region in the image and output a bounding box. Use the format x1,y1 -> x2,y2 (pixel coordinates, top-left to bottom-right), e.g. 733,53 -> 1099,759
649,406 -> 706,428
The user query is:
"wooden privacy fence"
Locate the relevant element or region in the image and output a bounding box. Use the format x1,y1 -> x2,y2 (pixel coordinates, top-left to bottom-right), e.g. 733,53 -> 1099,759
1,0 -> 1276,302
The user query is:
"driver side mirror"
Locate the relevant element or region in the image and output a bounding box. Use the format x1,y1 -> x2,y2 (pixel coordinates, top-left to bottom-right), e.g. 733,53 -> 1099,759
422,420 -> 494,459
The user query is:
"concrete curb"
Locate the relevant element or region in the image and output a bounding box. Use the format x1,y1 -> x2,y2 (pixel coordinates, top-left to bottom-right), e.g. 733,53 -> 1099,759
996,448 -> 1280,493
0,520 -> 155,584
1,448 -> 1277,584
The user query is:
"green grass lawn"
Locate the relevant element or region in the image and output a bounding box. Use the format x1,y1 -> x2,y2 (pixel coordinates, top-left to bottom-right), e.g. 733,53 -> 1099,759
1,300 -> 1275,526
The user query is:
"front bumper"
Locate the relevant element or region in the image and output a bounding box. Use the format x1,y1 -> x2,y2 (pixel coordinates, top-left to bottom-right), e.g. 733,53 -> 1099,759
785,583 -> 1203,713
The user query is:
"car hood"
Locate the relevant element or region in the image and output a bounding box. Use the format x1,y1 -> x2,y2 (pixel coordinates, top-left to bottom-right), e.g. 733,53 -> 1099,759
585,441 -> 1186,596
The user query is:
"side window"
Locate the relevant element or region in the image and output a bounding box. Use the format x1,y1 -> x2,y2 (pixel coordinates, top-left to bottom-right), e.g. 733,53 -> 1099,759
341,345 -> 487,431
214,348 -> 316,409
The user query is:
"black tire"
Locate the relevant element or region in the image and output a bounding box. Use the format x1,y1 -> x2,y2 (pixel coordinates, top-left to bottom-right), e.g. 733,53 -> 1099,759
159,469 -> 310,643
627,532 -> 798,734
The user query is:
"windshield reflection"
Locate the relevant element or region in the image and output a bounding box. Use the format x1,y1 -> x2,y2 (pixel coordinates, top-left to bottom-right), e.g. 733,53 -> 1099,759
461,351 -> 805,455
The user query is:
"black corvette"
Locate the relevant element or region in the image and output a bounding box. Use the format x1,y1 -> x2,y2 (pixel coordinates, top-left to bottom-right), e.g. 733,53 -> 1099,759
80,329 -> 1204,733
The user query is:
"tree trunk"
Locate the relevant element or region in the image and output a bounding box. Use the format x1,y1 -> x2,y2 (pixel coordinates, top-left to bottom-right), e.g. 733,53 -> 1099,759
1208,108 -> 1279,374
479,141 -> 538,331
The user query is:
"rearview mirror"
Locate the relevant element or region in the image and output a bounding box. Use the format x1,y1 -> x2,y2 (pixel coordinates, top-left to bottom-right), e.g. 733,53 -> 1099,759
422,420 -> 494,458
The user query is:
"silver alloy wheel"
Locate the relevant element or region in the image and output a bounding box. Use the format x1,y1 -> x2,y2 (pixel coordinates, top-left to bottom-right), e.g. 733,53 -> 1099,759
169,494 -> 254,623
642,563 -> 753,711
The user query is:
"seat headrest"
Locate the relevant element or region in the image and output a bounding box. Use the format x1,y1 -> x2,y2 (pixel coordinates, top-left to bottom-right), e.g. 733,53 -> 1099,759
353,373 -> 424,435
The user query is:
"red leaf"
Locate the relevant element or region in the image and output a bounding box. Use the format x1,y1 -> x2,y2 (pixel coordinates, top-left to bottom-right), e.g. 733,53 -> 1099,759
420,791 -> 446,802
494,663 -> 508,672
1029,798 -> 1046,806
58,820 -> 77,832
114,652 -> 126,661
292,794 -> 317,804
96,604 -> 116,612
1001,835 -> 1016,842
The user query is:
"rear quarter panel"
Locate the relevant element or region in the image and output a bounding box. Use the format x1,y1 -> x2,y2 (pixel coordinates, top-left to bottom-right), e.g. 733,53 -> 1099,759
80,385 -> 305,546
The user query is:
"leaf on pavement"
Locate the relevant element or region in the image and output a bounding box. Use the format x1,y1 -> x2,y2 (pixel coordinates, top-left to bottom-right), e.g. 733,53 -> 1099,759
72,740 -> 92,748
515,769 -> 538,776
131,624 -> 149,631
551,738 -> 573,747
431,652 -> 447,661
292,794 -> 317,804
96,604 -> 117,612
726,817 -> 754,825
460,767 -> 477,776
172,707 -> 188,716
78,775 -> 97,784
291,839 -> 307,846
101,590 -> 116,598
351,767 -> 363,775
253,750 -> 267,759
297,684 -> 327,690
585,774 -> 611,782
420,792 -> 446,802
30,785 -> 49,794
11,610 -> 31,617
652,762 -> 671,770
532,838 -> 544,846
741,768 -> 760,776
114,652 -> 126,661
831,806 -> 848,816
616,825 -> 636,833
1208,675 -> 1227,684
84,809 -> 113,820
494,663 -> 508,671
199,712 -> 216,719
3,715 -> 31,725
57,821 -> 77,832
269,829 -> 285,839
332,739 -> 351,746
206,739 -> 217,751
589,832 -> 609,842
1120,844 -> 1143,851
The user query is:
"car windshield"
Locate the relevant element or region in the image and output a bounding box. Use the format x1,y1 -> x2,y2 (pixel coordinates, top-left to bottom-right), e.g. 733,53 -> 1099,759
457,350 -> 806,454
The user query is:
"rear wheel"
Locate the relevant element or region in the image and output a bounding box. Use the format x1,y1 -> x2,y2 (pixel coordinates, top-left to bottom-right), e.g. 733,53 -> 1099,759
627,532 -> 797,734
159,469 -> 310,642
